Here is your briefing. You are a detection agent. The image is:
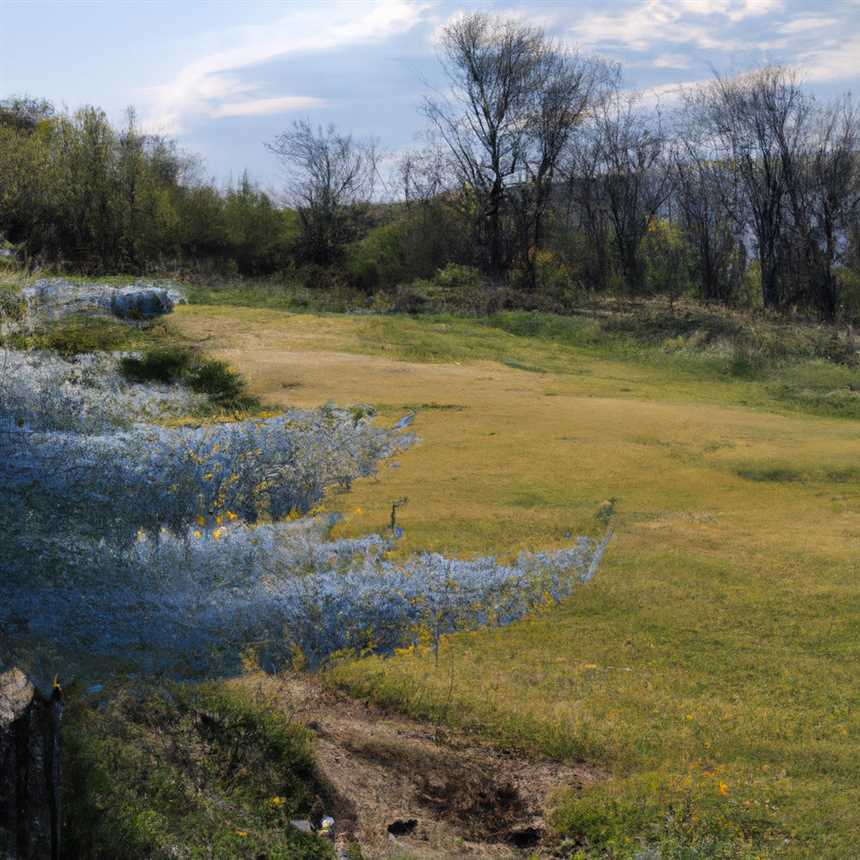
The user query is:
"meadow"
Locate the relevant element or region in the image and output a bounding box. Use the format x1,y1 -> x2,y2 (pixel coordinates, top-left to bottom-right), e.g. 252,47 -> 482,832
169,302 -> 860,858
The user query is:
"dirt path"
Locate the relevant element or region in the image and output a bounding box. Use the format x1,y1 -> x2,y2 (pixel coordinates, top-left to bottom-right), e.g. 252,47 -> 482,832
232,674 -> 600,858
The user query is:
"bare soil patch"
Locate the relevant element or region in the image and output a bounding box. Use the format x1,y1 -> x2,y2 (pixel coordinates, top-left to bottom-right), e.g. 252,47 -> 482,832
232,673 -> 601,858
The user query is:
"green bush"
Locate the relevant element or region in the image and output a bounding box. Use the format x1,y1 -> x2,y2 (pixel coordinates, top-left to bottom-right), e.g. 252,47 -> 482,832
393,264 -> 500,315
119,346 -> 192,384
186,357 -> 257,409
119,346 -> 260,411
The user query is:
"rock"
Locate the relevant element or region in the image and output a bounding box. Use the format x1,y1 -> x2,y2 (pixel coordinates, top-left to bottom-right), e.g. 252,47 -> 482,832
21,278 -> 184,323
110,286 -> 178,319
0,667 -> 34,728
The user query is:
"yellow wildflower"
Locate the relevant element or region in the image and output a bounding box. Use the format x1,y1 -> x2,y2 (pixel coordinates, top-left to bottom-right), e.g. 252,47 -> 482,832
215,515 -> 223,525
718,782 -> 729,796
270,796 -> 285,807
196,515 -> 205,526
226,511 -> 238,521
213,527 -> 224,541
193,530 -> 202,539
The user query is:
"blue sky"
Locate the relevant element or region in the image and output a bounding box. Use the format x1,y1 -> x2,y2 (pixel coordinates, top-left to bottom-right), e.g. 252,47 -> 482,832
2,0 -> 858,190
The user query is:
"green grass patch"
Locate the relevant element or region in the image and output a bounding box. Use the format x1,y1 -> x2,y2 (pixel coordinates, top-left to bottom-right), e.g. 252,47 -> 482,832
734,465 -> 805,483
170,302 -> 860,857
184,279 -> 370,315
3,315 -> 156,356
550,774 -> 776,859
63,683 -> 335,860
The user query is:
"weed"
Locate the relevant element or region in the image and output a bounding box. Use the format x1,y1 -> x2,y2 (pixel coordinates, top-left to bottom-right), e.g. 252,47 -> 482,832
186,357 -> 258,410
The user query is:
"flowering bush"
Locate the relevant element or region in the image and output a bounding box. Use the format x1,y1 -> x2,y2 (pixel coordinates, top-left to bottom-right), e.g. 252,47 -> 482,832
1,348 -> 411,570
2,516 -> 609,681
0,345 -> 608,685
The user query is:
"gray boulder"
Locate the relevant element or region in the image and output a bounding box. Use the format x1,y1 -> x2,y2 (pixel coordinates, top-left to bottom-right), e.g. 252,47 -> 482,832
110,285 -> 178,319
21,278 -> 184,323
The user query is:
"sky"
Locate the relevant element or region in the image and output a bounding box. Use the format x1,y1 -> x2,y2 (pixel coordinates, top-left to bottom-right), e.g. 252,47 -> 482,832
1,0 -> 859,190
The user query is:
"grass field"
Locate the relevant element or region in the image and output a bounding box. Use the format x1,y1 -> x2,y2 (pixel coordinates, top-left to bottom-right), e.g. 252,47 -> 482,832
170,304 -> 860,858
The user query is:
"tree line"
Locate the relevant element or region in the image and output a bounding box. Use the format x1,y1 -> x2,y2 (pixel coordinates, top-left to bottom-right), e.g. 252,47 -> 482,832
2,12 -> 859,321
0,99 -> 296,275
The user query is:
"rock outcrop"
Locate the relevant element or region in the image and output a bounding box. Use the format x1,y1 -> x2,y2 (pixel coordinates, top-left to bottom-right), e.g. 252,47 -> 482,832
21,278 -> 184,322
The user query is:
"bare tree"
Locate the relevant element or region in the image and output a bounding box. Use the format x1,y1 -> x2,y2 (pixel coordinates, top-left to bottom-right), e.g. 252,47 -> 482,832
267,121 -> 378,265
512,50 -> 611,287
589,91 -> 673,294
425,12 -> 604,281
695,66 -> 806,309
672,106 -> 746,303
564,120 -> 613,291
783,96 -> 860,320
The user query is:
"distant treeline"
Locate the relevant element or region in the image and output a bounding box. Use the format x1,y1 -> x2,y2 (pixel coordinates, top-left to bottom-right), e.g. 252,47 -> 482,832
0,100 -> 297,276
2,12 -> 860,321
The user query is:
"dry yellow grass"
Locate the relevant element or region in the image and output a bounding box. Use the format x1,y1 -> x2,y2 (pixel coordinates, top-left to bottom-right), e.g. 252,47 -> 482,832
173,305 -> 860,857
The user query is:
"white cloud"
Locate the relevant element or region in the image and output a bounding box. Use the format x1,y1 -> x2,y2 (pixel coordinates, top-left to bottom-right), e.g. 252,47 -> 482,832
652,53 -> 693,68
570,0 -> 783,52
209,96 -> 326,119
142,0 -> 431,134
778,15 -> 837,33
636,78 -> 709,104
800,33 -> 860,82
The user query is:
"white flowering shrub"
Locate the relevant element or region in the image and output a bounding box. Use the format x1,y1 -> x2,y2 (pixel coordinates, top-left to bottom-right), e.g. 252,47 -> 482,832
0,346 -> 609,685
0,348 -> 206,431
2,517 -> 609,681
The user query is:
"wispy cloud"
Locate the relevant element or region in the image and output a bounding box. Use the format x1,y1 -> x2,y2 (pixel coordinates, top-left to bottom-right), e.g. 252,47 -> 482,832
142,0 -> 431,134
570,0 -> 783,52
636,77 -> 709,105
209,96 -> 326,119
778,15 -> 837,33
800,33 -> 860,82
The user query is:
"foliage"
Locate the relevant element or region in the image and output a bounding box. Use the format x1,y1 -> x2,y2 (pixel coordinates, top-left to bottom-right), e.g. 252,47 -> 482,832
0,343 -> 605,685
0,103 -> 294,274
3,314 -> 151,355
120,346 -> 258,410
63,683 -> 334,859
119,345 -> 192,384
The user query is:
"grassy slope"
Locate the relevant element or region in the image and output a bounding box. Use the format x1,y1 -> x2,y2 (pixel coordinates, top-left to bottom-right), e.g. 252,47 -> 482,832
177,305 -> 860,856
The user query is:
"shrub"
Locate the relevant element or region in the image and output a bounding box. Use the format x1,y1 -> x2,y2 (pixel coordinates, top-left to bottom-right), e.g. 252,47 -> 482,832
120,346 -> 259,411
393,264 -> 493,315
186,357 -> 256,409
0,345 -> 612,684
119,345 -> 192,384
